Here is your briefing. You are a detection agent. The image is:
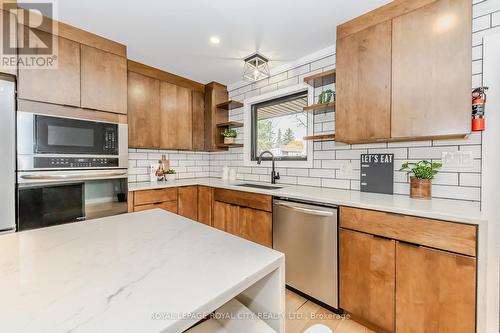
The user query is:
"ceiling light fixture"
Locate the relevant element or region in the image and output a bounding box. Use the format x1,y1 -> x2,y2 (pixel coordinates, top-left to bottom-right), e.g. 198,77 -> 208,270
242,53 -> 270,82
209,36 -> 221,45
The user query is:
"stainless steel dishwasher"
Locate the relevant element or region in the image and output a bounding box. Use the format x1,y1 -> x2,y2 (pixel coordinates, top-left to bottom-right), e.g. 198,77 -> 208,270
273,198 -> 338,309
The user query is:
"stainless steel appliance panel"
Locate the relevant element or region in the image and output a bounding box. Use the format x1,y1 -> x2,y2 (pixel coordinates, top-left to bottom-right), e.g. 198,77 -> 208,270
273,199 -> 338,308
0,78 -> 16,232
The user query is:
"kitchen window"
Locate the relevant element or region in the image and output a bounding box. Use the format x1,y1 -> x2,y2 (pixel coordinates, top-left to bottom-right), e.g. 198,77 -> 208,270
251,91 -> 309,161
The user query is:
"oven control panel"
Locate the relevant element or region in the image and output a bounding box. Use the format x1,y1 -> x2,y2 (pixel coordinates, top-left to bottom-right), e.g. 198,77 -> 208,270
34,157 -> 119,168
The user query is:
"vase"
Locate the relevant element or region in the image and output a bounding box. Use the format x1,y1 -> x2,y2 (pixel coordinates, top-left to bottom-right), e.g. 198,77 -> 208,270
410,178 -> 432,199
165,174 -> 177,182
224,137 -> 235,144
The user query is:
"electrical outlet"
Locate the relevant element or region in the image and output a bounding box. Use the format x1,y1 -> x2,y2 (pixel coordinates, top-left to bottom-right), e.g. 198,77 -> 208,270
339,162 -> 353,177
441,151 -> 474,168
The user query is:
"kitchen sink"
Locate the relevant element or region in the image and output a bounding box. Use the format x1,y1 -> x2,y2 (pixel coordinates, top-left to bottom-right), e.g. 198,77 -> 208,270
236,183 -> 283,190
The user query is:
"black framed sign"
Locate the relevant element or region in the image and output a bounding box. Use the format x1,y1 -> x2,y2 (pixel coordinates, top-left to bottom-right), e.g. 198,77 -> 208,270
360,154 -> 394,195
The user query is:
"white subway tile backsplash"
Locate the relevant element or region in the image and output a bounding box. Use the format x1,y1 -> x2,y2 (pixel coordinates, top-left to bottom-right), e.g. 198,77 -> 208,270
128,2 -> 497,205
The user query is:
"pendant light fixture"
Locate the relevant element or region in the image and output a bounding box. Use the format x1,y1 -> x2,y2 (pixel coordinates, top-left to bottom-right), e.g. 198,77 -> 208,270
242,53 -> 270,82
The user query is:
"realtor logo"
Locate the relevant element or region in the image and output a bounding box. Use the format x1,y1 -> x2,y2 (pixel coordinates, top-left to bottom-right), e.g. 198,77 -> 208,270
1,2 -> 58,69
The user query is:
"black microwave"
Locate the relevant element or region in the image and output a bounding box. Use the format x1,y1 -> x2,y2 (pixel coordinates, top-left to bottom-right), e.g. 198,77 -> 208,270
34,115 -> 119,155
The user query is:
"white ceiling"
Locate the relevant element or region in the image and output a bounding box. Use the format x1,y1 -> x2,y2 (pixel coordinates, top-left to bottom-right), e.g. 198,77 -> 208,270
25,0 -> 391,85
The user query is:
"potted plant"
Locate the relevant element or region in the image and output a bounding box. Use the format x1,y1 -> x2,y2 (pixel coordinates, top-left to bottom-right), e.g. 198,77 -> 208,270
165,168 -> 177,181
221,128 -> 237,144
400,160 -> 442,200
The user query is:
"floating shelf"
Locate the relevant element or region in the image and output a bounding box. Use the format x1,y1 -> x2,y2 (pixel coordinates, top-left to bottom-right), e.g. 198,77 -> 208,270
304,134 -> 336,141
216,100 -> 244,110
303,68 -> 336,86
216,143 -> 244,148
216,121 -> 244,128
303,101 -> 335,112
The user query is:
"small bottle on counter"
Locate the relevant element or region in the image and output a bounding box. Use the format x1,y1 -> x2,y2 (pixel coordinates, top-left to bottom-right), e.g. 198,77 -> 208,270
229,168 -> 237,182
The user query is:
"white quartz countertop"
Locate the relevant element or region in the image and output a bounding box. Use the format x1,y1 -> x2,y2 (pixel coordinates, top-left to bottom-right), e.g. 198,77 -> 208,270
0,210 -> 284,333
129,178 -> 485,225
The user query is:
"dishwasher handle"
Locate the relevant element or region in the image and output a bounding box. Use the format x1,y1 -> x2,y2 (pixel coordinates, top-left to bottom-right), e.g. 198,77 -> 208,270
274,201 -> 334,217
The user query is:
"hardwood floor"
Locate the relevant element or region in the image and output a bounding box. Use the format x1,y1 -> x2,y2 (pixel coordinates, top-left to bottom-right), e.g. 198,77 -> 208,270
285,289 -> 375,333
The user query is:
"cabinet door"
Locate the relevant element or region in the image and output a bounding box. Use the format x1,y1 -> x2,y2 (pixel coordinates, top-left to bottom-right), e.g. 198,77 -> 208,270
396,243 -> 476,333
213,201 -> 238,235
18,31 -> 80,106
134,201 -> 177,214
336,20 -> 392,143
1,10 -> 17,76
391,0 -> 471,138
81,45 -> 127,114
160,82 -> 193,150
178,186 -> 198,221
339,228 -> 395,332
238,207 -> 272,247
192,90 -> 205,151
197,186 -> 213,226
127,72 -> 161,148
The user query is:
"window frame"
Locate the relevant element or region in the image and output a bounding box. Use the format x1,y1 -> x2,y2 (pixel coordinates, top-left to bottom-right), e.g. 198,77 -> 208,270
250,90 -> 309,162
243,83 -> 314,169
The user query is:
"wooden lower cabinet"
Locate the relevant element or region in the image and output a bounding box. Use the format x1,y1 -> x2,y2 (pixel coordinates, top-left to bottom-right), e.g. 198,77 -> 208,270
178,186 -> 198,220
197,186 -> 213,226
134,201 -> 177,214
213,200 -> 272,248
396,243 -> 476,333
213,201 -> 239,234
238,207 -> 272,248
339,228 -> 395,333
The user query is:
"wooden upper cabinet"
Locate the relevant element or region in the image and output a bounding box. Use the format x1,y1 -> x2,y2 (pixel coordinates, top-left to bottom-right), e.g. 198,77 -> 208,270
18,30 -> 81,106
204,82 -> 229,151
0,10 -> 16,76
339,228 -> 395,333
336,20 -> 392,143
178,186 -> 198,221
391,0 -> 471,139
81,45 -> 127,114
160,82 -> 193,150
192,90 -> 205,151
396,243 -> 476,333
127,72 -> 161,148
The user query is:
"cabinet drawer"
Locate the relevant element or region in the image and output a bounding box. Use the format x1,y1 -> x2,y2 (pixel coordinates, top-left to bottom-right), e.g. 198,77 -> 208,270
134,201 -> 177,214
340,207 -> 477,257
213,189 -> 272,212
134,188 -> 178,206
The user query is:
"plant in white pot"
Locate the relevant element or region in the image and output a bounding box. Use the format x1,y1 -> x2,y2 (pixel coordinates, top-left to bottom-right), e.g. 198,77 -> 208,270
165,168 -> 177,181
221,128 -> 237,144
400,160 -> 442,199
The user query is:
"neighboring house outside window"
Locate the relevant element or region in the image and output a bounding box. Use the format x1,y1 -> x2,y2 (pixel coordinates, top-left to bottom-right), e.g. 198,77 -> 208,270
251,91 -> 308,161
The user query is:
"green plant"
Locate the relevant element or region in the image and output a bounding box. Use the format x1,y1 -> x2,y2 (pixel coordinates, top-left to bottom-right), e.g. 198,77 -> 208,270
400,160 -> 442,180
221,128 -> 237,138
165,168 -> 176,174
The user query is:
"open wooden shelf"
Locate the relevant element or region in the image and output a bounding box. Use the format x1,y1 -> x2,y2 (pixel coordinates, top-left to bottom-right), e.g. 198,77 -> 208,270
303,68 -> 336,86
303,101 -> 335,112
303,134 -> 335,141
216,143 -> 244,148
216,121 -> 244,128
216,100 -> 244,110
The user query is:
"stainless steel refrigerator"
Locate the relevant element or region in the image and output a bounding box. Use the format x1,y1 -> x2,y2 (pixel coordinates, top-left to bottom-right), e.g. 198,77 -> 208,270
0,77 -> 16,233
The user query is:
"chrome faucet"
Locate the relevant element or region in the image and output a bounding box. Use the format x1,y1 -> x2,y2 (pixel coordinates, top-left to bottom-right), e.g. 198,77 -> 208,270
257,151 -> 280,184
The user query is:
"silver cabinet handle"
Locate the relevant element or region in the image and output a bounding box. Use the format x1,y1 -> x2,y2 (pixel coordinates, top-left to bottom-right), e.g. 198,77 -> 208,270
21,171 -> 127,180
274,202 -> 334,217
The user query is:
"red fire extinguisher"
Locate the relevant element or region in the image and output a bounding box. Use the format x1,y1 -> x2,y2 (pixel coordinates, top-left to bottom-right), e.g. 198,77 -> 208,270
472,86 -> 489,131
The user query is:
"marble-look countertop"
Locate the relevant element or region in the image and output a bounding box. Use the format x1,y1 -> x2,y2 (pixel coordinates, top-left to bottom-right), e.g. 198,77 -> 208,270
0,210 -> 284,333
128,178 -> 485,225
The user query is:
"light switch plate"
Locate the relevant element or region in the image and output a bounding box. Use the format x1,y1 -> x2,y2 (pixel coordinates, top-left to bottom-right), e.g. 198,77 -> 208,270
339,162 -> 353,177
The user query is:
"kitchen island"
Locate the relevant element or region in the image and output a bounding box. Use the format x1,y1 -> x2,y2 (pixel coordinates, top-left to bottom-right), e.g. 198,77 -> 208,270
0,210 -> 285,333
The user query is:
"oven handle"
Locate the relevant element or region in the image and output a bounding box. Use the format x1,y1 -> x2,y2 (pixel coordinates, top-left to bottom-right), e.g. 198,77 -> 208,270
20,171 -> 128,180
